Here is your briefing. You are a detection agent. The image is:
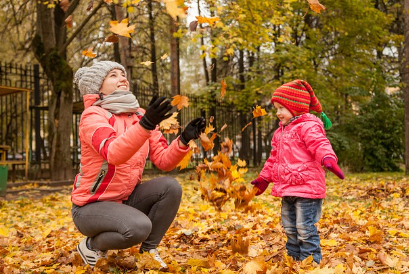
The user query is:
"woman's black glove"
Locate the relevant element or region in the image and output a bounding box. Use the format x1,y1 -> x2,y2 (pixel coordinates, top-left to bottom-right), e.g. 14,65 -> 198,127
180,117 -> 206,145
139,94 -> 173,130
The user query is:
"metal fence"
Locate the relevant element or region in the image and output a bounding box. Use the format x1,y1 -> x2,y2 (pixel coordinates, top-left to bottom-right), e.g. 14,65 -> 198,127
1,62 -> 276,180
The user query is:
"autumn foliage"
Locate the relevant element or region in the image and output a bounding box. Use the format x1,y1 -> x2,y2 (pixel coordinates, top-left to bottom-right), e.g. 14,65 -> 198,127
1,173 -> 409,273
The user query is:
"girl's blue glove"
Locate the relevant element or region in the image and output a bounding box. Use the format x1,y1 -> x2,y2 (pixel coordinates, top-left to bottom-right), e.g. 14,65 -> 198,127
251,177 -> 270,196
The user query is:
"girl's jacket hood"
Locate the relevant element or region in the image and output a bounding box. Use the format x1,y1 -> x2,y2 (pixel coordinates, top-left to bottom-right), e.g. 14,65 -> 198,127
259,113 -> 337,199
71,95 -> 189,206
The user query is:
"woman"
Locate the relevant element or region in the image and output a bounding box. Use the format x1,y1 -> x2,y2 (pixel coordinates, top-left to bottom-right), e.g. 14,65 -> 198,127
71,61 -> 205,268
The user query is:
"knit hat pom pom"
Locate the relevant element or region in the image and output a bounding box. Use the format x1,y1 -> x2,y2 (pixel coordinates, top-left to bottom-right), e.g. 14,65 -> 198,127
320,112 -> 332,130
73,67 -> 89,87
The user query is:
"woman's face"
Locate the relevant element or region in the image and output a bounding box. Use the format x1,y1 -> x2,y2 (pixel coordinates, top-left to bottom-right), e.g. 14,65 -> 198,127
99,69 -> 129,95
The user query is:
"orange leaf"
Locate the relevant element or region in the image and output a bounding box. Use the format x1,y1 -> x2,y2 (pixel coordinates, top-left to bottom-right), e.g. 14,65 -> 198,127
82,47 -> 97,58
141,61 -> 154,66
163,0 -> 187,20
65,15 -> 73,28
220,80 -> 227,99
221,138 -> 232,156
177,150 -> 193,170
171,95 -> 189,110
60,0 -> 69,12
200,132 -> 216,151
219,123 -> 227,133
109,18 -> 135,38
307,0 -> 326,13
195,15 -> 220,26
241,122 -> 252,131
252,106 -> 267,118
209,116 -> 214,123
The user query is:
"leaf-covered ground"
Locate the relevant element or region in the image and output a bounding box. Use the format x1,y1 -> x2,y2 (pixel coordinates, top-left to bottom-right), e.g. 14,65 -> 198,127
0,172 -> 409,273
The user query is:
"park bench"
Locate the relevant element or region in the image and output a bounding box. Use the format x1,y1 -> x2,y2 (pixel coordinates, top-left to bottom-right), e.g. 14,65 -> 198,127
0,145 -> 27,182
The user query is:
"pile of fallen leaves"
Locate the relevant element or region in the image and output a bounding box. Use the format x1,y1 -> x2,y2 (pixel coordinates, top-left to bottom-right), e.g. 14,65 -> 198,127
0,172 -> 409,273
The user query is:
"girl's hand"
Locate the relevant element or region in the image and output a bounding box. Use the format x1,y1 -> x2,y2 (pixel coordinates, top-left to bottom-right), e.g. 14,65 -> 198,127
251,177 -> 270,196
323,157 -> 344,179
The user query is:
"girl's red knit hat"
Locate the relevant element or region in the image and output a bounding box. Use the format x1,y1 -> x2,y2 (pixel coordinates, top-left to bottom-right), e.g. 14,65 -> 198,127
271,79 -> 322,116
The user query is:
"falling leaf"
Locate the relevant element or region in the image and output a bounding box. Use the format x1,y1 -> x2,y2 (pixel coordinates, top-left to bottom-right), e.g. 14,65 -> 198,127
237,159 -> 246,167
200,132 -> 217,151
171,95 -> 189,110
307,0 -> 326,13
141,61 -> 154,66
252,106 -> 267,118
105,35 -> 119,43
220,80 -> 227,99
109,18 -> 135,38
205,124 -> 215,135
189,20 -> 198,31
177,150 -> 193,170
220,138 -> 232,156
196,15 -> 220,26
163,0 -> 187,20
87,0 -> 95,11
59,0 -> 69,12
160,53 -> 169,60
241,122 -> 252,131
65,15 -> 73,28
81,47 -> 97,58
209,116 -> 214,123
160,112 -> 180,134
219,123 -> 227,133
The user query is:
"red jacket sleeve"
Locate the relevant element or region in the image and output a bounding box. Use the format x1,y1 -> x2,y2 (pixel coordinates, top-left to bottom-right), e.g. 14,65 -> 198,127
301,122 -> 337,164
148,130 -> 190,171
80,107 -> 151,165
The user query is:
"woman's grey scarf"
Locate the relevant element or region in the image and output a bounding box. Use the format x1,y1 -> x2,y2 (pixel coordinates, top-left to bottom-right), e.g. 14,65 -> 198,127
92,90 -> 140,114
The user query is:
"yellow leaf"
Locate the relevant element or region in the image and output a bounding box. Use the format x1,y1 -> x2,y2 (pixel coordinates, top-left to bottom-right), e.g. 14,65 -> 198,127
141,61 -> 154,66
307,0 -> 326,13
187,258 -> 210,267
252,106 -> 267,118
320,239 -> 338,246
177,150 -> 193,170
159,112 -> 179,132
160,53 -> 169,60
171,95 -> 189,110
205,125 -> 215,135
109,18 -> 135,38
237,159 -> 246,167
0,227 -> 9,237
163,0 -> 187,20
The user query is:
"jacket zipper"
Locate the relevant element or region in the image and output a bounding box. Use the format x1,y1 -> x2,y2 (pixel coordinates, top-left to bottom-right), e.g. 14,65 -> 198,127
92,170 -> 106,193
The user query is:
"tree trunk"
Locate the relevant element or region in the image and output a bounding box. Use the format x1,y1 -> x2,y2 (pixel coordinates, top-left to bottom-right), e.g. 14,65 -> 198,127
403,0 -> 409,174
148,0 -> 159,92
115,4 -> 133,81
170,16 -> 180,96
33,1 -> 73,180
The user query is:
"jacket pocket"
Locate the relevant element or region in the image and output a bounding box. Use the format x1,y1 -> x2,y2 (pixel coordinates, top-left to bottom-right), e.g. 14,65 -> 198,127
90,169 -> 107,195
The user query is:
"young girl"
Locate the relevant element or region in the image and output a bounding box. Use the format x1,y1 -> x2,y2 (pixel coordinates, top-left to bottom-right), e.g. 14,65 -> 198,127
71,61 -> 205,268
250,79 -> 344,264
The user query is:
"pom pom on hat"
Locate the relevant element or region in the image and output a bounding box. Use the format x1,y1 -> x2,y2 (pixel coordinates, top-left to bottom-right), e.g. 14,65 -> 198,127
74,61 -> 127,96
271,79 -> 322,116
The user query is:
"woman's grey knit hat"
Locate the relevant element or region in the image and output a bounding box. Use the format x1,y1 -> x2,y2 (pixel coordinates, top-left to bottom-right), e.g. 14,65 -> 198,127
73,61 -> 127,96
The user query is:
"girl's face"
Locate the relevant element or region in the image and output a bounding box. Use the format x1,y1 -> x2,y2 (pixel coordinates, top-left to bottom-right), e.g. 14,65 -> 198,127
99,69 -> 129,95
273,102 -> 293,126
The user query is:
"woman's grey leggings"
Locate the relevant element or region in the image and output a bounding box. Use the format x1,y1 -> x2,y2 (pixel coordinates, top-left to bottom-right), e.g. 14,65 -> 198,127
71,176 -> 182,252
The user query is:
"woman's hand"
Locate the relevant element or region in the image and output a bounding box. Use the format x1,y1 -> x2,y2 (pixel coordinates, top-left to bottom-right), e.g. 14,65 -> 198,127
180,117 -> 206,146
139,94 -> 173,130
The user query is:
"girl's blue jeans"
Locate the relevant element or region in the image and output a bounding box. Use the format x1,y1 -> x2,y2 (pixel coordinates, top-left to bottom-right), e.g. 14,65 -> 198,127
281,196 -> 323,263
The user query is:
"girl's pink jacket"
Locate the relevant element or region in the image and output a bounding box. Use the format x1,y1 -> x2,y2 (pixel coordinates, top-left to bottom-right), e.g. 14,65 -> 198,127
259,113 -> 337,199
71,94 -> 189,206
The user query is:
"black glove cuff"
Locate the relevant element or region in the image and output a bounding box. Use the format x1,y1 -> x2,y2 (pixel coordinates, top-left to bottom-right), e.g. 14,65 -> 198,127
139,116 -> 156,130
180,132 -> 189,146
